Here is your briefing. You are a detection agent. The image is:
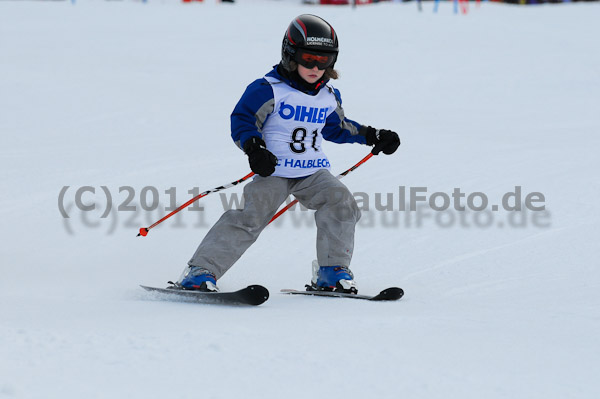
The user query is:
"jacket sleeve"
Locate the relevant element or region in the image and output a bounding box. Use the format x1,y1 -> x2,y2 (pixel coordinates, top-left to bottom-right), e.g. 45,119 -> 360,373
320,87 -> 368,145
231,78 -> 275,150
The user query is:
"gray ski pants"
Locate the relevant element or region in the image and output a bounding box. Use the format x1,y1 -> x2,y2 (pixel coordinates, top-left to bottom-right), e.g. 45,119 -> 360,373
188,169 -> 361,279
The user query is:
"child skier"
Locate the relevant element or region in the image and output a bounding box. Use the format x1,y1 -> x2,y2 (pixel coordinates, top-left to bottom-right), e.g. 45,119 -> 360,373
177,14 -> 400,293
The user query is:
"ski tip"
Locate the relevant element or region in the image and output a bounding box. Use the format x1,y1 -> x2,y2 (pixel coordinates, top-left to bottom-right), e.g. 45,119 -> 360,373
372,287 -> 404,301
245,285 -> 270,306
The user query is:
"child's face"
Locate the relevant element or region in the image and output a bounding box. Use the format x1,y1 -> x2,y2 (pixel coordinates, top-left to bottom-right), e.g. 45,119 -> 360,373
297,64 -> 325,85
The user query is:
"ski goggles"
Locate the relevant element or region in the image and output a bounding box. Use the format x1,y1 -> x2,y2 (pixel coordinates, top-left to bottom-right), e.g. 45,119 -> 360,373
294,50 -> 336,70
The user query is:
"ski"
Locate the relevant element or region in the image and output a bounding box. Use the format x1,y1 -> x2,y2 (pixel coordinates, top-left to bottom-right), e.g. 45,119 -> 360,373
280,286 -> 403,301
141,284 -> 269,306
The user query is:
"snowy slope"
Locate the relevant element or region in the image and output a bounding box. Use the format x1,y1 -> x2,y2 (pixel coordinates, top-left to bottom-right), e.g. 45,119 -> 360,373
1,1 -> 599,398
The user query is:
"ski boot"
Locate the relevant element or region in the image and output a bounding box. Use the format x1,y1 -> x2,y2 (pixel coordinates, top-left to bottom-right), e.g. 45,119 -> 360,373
307,260 -> 358,294
176,265 -> 218,292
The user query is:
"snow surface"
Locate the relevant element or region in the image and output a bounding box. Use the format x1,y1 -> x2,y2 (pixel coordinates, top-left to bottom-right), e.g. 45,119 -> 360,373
1,1 -> 600,398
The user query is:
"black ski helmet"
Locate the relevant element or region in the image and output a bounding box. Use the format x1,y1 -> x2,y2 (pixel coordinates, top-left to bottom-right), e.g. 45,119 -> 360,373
281,14 -> 339,71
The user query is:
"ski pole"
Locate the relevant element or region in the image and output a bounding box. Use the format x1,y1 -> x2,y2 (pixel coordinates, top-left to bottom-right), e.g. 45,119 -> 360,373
268,152 -> 374,225
137,171 -> 255,237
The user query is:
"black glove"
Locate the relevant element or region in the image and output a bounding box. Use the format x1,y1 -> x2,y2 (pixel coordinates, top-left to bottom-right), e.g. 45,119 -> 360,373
364,126 -> 400,155
243,137 -> 278,177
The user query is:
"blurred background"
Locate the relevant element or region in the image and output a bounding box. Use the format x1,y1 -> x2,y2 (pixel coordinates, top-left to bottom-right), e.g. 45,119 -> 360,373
1,1 -> 599,399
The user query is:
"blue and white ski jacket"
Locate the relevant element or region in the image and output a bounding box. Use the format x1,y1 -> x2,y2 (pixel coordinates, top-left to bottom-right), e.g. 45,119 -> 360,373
231,66 -> 368,178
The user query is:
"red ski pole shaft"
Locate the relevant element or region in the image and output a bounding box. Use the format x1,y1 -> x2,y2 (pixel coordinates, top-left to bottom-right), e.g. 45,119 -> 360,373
137,172 -> 255,237
268,152 -> 374,225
